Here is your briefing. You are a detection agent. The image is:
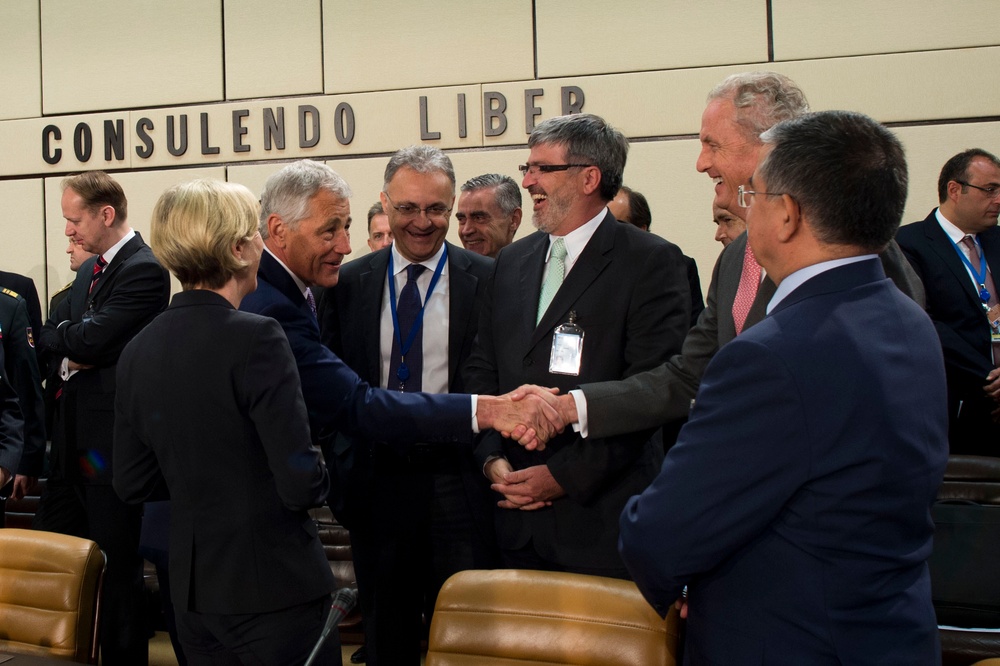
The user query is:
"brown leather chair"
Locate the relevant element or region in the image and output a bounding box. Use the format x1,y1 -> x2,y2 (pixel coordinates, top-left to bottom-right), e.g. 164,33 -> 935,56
310,506 -> 363,644
0,528 -> 105,663
425,569 -> 680,666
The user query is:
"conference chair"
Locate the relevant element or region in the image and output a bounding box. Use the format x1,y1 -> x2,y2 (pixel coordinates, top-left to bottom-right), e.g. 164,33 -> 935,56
425,569 -> 680,666
0,528 -> 106,663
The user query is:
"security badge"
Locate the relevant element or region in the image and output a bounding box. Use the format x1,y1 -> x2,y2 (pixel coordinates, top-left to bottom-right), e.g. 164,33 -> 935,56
549,310 -> 584,376
988,304 -> 1000,343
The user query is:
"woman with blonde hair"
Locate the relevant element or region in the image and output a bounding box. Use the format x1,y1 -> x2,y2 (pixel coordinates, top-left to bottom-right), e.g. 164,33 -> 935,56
114,179 -> 340,665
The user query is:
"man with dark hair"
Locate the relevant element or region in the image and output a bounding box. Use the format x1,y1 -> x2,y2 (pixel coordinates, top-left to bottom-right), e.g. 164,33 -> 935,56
366,200 -> 393,252
463,113 -> 691,577
456,173 -> 522,258
896,148 -> 1000,455
712,205 -> 745,246
620,110 -> 947,664
35,170 -> 170,664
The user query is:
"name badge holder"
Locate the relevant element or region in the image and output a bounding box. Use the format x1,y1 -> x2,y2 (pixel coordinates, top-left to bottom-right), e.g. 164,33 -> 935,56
549,311 -> 584,376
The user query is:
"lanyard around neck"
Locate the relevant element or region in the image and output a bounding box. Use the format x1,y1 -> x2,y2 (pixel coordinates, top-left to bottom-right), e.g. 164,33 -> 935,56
388,247 -> 448,359
948,234 -> 991,305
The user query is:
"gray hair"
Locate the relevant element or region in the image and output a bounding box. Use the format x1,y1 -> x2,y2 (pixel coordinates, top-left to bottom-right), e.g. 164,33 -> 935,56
528,114 -> 628,201
758,110 -> 907,252
460,173 -> 522,215
259,160 -> 352,238
382,145 -> 456,190
708,71 -> 810,143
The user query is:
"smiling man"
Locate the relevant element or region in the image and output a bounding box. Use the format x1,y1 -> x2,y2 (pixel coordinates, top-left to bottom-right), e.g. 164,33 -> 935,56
463,113 -> 691,578
456,173 -> 522,258
320,146 -> 497,666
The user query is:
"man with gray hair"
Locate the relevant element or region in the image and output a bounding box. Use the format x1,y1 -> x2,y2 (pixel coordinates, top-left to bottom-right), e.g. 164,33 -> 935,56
456,173 -> 522,258
462,113 -> 691,576
320,147 -> 497,665
510,71 -> 924,442
620,110 -> 947,664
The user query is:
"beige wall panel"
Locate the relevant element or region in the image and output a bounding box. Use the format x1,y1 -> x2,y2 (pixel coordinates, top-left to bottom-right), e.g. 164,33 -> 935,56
40,0 -> 224,114
225,0 -> 323,99
776,47 -> 1000,123
0,179 -> 47,296
773,0 -> 1000,61
44,167 -> 225,302
535,0 -> 767,78
894,122 -> 1000,228
323,0 -> 533,93
0,112 -> 133,176
0,0 -> 42,121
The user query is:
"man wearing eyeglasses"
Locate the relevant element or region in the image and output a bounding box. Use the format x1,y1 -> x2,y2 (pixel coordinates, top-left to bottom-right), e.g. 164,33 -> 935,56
462,113 -> 691,578
896,148 -> 1000,455
508,71 -> 923,447
319,146 -> 499,666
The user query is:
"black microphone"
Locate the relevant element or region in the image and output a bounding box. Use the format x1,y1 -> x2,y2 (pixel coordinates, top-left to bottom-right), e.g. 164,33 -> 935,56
304,587 -> 358,666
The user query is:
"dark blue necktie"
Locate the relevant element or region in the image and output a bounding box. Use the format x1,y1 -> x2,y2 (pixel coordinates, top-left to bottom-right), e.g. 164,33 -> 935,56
388,264 -> 426,392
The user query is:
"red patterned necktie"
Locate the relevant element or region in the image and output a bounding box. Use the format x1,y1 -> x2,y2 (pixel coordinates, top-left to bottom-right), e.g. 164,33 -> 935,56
88,255 -> 107,295
732,241 -> 761,335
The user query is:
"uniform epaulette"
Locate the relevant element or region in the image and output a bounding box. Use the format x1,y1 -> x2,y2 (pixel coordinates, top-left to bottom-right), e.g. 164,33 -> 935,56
1,287 -> 20,299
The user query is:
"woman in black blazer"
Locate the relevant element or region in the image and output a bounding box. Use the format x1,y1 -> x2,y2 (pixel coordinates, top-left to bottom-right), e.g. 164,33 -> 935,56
113,179 -> 340,666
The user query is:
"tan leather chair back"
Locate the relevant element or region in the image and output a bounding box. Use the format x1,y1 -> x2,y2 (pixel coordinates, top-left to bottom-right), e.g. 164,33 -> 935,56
426,569 -> 679,666
0,528 -> 105,663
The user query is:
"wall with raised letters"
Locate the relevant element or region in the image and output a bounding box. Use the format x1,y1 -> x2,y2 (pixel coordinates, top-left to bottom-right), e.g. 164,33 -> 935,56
1,0 -> 998,304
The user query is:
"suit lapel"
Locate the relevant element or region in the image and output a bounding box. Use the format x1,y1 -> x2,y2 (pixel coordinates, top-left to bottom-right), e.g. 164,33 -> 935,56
924,214 -> 982,309
90,234 -> 143,301
980,227 -> 1000,298
360,250 -> 390,383
446,244 -> 475,388
530,214 -> 614,350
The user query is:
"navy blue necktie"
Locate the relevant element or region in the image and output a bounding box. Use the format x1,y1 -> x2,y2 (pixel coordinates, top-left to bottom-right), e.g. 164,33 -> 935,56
388,264 -> 426,392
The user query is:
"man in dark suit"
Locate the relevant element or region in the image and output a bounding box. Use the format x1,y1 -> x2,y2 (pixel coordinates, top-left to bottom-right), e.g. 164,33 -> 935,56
0,295 -> 27,510
508,71 -> 924,442
0,269 -> 43,347
35,171 -> 169,664
620,110 -> 948,665
320,147 -> 498,666
896,148 -> 1000,455
463,113 -> 691,577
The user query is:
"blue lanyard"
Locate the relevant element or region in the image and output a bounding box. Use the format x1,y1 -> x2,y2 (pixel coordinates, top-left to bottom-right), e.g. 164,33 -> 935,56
948,234 -> 991,305
388,246 -> 448,361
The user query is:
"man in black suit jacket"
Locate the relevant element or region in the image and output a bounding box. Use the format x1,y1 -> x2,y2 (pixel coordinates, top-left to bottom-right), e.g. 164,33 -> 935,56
36,171 -> 169,664
320,147 -> 498,666
896,148 -> 1000,455
463,113 -> 691,577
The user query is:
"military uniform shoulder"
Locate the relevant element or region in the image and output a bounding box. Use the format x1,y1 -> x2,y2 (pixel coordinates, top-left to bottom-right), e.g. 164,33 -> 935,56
0,287 -> 25,302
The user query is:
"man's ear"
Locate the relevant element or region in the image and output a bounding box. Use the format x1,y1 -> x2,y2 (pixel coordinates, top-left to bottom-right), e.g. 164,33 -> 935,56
776,194 -> 801,243
101,205 -> 116,228
267,214 -> 286,247
580,166 -> 602,196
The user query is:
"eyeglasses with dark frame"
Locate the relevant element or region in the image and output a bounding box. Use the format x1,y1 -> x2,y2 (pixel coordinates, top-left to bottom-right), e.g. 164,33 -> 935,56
737,184 -> 788,209
956,180 -> 1000,198
382,192 -> 452,221
518,163 -> 593,176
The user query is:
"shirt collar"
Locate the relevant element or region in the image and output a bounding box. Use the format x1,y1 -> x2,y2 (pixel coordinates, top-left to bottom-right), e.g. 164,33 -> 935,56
546,207 -> 606,264
390,242 -> 448,278
264,246 -> 309,299
935,208 -> 974,245
767,254 -> 878,314
102,228 -> 135,265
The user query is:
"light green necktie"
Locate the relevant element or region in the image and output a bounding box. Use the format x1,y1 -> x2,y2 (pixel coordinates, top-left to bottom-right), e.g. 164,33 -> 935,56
537,237 -> 567,324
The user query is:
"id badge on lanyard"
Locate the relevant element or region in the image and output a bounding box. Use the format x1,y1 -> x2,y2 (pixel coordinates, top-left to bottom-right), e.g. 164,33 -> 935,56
549,310 -> 584,376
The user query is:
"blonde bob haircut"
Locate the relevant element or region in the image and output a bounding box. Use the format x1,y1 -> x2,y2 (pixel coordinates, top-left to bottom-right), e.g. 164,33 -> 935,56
150,179 -> 260,290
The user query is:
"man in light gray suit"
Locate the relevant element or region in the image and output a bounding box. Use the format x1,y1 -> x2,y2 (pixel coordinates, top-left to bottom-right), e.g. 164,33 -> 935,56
510,71 -> 925,441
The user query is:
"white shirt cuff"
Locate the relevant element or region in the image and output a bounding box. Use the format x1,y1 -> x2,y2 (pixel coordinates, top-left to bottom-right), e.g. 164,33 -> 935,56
470,394 -> 479,433
569,389 -> 588,438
